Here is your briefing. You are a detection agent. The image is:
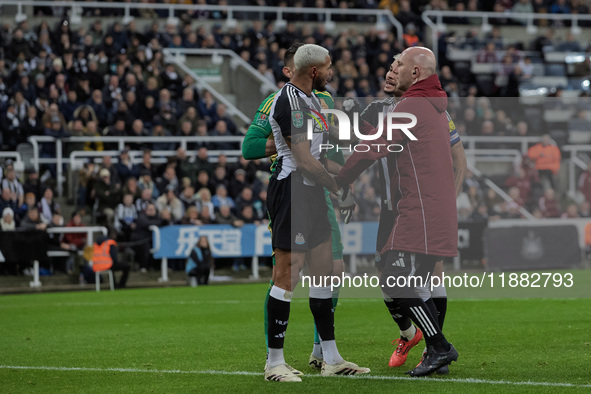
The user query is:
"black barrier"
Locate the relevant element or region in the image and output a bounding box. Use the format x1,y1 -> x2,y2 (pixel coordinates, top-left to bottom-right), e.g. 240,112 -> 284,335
458,222 -> 486,260
486,225 -> 581,271
0,230 -> 49,263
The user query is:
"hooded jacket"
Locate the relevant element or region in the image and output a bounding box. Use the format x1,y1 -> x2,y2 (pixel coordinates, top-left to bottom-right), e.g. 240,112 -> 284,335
336,74 -> 458,257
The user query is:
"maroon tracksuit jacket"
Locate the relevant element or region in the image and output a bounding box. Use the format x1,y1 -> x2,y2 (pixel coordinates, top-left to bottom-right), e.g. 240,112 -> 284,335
336,75 -> 458,257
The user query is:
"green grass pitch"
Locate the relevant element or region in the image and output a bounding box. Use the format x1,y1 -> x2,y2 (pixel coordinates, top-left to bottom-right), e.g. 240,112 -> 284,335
1,283 -> 590,393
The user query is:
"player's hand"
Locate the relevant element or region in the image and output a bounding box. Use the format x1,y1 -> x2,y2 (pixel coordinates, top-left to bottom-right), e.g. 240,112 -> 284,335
343,98 -> 360,115
335,186 -> 356,224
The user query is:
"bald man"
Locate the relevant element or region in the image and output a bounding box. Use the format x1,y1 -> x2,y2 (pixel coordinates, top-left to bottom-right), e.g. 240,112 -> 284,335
336,47 -> 459,377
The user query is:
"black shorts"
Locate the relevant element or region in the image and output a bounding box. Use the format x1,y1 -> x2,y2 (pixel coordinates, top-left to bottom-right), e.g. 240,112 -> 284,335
378,251 -> 440,299
267,172 -> 331,252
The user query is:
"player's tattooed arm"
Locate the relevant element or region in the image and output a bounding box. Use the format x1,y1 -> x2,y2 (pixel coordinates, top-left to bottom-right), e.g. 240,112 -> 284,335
323,158 -> 342,175
289,133 -> 340,193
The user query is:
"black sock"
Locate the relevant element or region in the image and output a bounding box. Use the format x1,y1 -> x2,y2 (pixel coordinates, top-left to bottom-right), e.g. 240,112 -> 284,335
425,298 -> 441,331
432,297 -> 447,330
384,299 -> 412,337
309,298 -> 335,341
395,298 -> 450,351
267,295 -> 290,349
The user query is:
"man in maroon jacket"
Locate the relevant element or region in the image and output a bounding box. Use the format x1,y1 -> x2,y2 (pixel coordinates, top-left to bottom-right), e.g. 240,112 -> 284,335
336,47 -> 458,377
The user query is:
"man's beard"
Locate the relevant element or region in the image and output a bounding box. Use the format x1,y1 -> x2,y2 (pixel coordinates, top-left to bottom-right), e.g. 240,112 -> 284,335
312,76 -> 327,92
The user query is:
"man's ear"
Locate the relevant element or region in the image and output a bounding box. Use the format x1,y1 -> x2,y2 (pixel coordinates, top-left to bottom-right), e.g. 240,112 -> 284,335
282,66 -> 292,78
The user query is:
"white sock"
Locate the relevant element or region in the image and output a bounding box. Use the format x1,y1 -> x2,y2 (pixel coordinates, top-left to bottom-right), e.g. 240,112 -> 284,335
312,343 -> 323,359
267,348 -> 285,368
400,325 -> 416,341
320,340 -> 344,365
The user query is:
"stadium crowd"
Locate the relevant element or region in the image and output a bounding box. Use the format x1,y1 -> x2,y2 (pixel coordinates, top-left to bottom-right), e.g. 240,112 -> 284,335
1,1 -> 591,275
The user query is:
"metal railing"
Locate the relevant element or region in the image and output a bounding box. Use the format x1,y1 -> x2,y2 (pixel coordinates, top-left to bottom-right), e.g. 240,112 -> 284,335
3,1 -> 402,46
164,48 -> 277,97
28,135 -> 245,197
468,162 -> 536,220
162,50 -> 252,126
422,10 -> 591,67
562,145 -> 591,197
29,226 -> 108,288
462,136 -> 540,155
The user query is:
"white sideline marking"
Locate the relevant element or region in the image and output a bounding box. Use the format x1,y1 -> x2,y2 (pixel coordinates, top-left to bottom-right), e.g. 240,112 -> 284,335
0,298 -> 584,310
1,365 -> 589,388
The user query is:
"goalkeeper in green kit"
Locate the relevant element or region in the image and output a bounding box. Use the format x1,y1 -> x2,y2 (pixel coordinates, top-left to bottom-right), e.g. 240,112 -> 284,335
242,43 -> 345,373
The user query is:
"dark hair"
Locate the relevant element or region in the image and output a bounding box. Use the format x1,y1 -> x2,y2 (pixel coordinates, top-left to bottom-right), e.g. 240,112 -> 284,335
284,43 -> 305,66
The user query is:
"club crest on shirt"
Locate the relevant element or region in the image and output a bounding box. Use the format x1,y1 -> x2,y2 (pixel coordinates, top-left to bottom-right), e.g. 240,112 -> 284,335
256,113 -> 268,127
292,111 -> 304,128
295,233 -> 305,245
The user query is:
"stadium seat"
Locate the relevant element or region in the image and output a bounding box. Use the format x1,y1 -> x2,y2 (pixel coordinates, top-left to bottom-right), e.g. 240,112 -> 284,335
95,270 -> 115,292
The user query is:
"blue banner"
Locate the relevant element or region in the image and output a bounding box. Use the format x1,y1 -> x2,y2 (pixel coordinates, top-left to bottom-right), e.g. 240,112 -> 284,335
152,222 -> 379,259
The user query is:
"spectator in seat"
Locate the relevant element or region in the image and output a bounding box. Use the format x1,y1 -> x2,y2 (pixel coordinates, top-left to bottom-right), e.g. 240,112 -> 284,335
135,187 -> 156,214
477,42 -> 498,64
215,204 -> 243,227
229,169 -> 247,199
212,165 -> 230,191
17,192 -> 36,222
213,104 -> 237,135
505,167 -> 533,204
94,168 -> 122,227
21,106 -> 43,137
19,207 -> 47,231
527,134 -> 561,190
115,149 -> 140,183
38,187 -> 60,224
156,184 -> 184,222
561,203 -> 580,219
100,156 -> 121,187
137,150 -> 156,179
177,87 -> 198,116
578,160 -> 591,204
0,188 -> 18,212
550,0 -> 571,14
124,177 -> 141,201
138,170 -> 159,199
212,184 -> 235,212
180,185 -> 198,211
196,187 -> 215,221
195,170 -> 215,196
114,193 -> 138,242
506,186 -> 524,210
195,147 -> 214,176
235,187 -> 255,215
1,168 -> 24,207
156,166 -> 179,195
176,148 -> 199,184
131,203 -> 161,272
181,205 -> 202,225
239,204 -> 260,226
211,120 -> 236,151
198,90 -> 217,129
1,207 -> 16,231
63,211 -> 87,251
538,188 -> 561,218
